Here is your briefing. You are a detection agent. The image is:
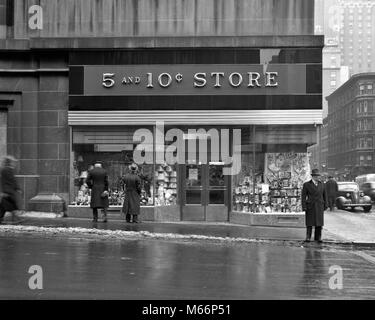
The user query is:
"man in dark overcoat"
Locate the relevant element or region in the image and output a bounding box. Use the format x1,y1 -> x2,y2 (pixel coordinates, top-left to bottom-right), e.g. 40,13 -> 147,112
325,175 -> 338,211
122,163 -> 142,223
86,161 -> 109,223
301,169 -> 328,242
0,156 -> 21,224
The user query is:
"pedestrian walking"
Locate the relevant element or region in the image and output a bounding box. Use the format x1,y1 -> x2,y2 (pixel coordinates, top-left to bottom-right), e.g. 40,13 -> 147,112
301,169 -> 328,243
0,156 -> 22,224
86,161 -> 109,223
325,175 -> 338,211
122,163 -> 142,223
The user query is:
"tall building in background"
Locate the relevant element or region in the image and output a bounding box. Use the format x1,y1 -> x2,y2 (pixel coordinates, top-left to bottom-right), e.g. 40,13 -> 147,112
310,0 -> 375,173
339,0 -> 375,75
326,73 -> 375,180
315,0 -> 375,114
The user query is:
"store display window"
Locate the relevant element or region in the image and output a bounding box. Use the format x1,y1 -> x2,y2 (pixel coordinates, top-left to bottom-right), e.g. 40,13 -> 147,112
232,126 -> 311,214
70,126 -> 155,207
155,163 -> 178,206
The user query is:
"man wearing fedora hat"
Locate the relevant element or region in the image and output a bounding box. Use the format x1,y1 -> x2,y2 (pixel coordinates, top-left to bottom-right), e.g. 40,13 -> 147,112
86,160 -> 109,223
325,175 -> 338,211
122,163 -> 142,223
301,169 -> 328,243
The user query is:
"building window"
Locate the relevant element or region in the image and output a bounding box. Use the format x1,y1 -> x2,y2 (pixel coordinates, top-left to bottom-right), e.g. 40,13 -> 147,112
360,155 -> 365,166
367,155 -> 372,162
331,57 -> 337,67
367,138 -> 373,149
330,80 -> 336,88
360,138 -> 365,148
360,85 -> 365,94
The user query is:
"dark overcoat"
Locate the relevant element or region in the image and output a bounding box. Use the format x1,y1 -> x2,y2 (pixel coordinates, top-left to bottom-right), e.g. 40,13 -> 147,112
301,180 -> 328,227
122,173 -> 141,216
0,166 -> 20,212
86,167 -> 109,209
325,179 -> 338,198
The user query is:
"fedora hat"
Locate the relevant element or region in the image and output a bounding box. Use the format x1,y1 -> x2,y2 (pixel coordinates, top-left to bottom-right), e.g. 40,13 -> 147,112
129,163 -> 138,171
311,169 -> 321,176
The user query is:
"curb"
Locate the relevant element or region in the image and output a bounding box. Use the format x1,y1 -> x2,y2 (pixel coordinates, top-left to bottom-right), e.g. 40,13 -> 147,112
0,220 -> 368,249
5,211 -> 375,247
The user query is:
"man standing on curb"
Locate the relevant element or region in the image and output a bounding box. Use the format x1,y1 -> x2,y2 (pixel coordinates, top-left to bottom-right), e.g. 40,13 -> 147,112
301,169 -> 328,243
325,175 -> 338,211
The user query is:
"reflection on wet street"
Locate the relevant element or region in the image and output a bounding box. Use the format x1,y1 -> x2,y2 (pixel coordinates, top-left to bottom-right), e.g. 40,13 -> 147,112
0,234 -> 374,299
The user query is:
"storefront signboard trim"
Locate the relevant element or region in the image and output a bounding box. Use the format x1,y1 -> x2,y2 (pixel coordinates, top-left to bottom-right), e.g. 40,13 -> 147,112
68,109 -> 322,126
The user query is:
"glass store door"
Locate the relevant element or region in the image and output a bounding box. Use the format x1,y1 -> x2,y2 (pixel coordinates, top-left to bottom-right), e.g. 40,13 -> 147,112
206,163 -> 229,221
181,162 -> 229,221
182,163 -> 205,220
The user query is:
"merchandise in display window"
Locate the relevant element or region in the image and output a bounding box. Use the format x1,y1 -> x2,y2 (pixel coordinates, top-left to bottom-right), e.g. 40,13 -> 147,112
233,152 -> 310,213
71,158 -> 154,207
70,127 -> 154,207
155,163 -> 178,206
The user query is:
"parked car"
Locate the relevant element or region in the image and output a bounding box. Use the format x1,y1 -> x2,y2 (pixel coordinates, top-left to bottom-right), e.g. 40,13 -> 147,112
335,182 -> 372,212
359,182 -> 375,202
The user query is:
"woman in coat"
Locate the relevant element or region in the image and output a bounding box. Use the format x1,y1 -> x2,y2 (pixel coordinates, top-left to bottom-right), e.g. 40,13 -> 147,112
122,163 -> 142,223
301,169 -> 328,242
0,156 -> 21,224
86,161 -> 109,223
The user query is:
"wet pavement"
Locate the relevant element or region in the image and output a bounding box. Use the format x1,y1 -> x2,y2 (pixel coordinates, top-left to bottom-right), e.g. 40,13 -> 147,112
1,232 -> 375,299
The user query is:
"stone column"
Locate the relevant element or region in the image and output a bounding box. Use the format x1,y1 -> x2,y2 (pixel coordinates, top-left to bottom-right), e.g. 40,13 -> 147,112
29,56 -> 70,213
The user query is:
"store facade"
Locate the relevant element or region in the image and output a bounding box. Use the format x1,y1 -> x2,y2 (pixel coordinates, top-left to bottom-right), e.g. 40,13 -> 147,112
0,0 -> 322,226
68,44 -> 322,225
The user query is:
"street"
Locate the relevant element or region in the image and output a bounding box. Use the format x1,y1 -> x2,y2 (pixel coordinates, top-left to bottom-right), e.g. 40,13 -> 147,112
1,227 -> 375,299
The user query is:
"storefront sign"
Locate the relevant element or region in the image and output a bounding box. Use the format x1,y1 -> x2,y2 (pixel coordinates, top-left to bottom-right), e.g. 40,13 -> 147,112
80,64 -> 308,96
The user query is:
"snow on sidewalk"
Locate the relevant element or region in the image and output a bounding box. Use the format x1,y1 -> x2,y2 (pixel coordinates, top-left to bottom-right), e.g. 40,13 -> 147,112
0,224 -> 274,245
324,210 -> 375,244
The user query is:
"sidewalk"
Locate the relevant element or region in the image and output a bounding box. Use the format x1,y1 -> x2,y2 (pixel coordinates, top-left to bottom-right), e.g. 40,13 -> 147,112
0,210 -> 356,245
324,209 -> 375,244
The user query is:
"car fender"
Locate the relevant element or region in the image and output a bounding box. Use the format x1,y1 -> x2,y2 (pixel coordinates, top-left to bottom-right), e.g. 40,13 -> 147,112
336,196 -> 347,207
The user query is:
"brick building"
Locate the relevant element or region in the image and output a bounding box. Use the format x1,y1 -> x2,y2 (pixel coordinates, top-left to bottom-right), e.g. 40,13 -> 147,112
326,73 -> 375,180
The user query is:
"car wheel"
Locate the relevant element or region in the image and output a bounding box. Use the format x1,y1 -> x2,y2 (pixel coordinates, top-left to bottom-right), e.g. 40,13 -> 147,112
363,206 -> 371,213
